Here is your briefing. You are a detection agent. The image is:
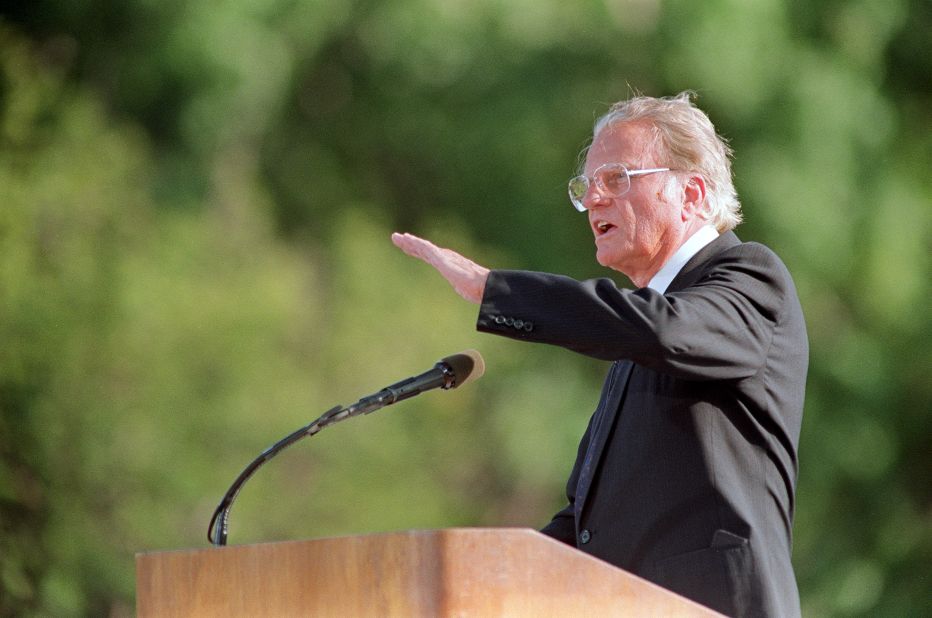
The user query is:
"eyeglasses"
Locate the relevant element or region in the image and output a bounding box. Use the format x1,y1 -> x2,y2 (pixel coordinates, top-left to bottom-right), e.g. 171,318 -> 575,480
568,163 -> 671,212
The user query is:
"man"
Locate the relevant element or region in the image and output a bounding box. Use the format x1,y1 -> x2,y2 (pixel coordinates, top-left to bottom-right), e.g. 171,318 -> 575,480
392,92 -> 808,617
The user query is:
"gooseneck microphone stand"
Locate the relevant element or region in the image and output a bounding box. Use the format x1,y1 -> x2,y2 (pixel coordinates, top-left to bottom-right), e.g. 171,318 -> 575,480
207,393 -> 395,547
207,351 -> 482,547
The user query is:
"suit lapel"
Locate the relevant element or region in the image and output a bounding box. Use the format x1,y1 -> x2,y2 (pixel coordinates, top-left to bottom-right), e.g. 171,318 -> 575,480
575,359 -> 634,522
574,232 -> 742,524
666,231 -> 740,293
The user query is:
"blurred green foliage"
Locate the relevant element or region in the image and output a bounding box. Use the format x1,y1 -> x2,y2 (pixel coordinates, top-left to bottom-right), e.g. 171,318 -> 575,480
0,0 -> 929,615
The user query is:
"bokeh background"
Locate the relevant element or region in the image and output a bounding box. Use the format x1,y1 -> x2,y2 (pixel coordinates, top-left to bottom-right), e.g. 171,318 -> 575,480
1,0 -> 929,615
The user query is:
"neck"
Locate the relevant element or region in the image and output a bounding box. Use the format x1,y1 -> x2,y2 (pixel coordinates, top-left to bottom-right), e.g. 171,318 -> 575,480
627,220 -> 708,287
628,248 -> 675,288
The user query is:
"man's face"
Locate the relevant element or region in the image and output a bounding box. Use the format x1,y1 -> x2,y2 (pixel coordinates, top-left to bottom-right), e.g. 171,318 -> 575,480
582,122 -> 683,281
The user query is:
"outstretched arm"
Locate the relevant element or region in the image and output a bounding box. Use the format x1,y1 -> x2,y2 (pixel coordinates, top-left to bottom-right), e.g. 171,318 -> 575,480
391,232 -> 490,304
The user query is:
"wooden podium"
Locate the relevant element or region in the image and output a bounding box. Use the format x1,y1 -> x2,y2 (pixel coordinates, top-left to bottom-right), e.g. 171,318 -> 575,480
136,528 -> 722,616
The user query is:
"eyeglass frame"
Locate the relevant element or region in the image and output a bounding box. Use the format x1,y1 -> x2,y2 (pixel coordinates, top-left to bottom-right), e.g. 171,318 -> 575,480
568,163 -> 671,212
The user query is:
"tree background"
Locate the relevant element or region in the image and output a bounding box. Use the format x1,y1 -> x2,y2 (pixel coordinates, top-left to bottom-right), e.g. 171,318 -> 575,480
0,0 -> 928,615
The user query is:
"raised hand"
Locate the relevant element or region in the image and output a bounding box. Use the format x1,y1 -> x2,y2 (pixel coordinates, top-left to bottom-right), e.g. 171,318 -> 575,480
391,233 -> 490,304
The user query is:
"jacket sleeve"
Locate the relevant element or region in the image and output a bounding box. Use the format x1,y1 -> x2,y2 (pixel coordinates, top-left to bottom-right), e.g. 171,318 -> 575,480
477,243 -> 789,381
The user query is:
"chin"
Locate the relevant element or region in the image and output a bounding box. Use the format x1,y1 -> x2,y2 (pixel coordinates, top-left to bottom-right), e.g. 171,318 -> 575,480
594,248 -> 609,267
595,250 -> 633,278
595,249 -> 618,270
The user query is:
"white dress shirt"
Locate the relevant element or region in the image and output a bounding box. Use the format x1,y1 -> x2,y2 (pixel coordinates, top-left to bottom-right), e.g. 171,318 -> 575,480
646,224 -> 720,294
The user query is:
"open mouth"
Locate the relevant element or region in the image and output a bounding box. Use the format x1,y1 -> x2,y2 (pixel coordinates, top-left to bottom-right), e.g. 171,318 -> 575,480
594,220 -> 616,236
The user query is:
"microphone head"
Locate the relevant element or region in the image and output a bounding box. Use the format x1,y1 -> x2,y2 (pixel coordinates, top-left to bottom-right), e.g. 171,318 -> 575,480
440,350 -> 485,389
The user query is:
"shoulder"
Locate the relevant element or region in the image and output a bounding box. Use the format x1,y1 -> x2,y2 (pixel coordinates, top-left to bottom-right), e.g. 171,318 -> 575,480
713,240 -> 796,285
723,239 -> 784,263
691,239 -> 802,319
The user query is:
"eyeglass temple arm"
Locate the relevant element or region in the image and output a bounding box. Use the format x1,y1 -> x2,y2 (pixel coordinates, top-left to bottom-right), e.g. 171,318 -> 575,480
627,167 -> 670,177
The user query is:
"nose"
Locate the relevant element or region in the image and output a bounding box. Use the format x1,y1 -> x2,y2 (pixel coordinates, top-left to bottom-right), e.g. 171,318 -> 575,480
583,183 -> 611,211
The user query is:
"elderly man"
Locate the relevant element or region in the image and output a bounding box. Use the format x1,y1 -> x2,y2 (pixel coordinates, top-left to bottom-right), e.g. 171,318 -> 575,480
392,92 -> 807,617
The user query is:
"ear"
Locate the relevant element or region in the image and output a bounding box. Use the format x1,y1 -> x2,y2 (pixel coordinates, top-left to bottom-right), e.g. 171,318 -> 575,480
681,175 -> 707,221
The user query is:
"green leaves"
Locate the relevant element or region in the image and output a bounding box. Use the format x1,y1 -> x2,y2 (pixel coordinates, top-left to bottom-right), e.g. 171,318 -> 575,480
0,1 -> 929,614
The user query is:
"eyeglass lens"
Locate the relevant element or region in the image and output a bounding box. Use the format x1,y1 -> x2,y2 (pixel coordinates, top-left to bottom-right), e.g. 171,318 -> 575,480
568,164 -> 631,210
598,165 -> 630,195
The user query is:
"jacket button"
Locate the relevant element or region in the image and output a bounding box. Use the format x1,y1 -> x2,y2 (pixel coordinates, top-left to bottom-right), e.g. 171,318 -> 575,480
504,317 -> 514,326
580,529 -> 591,544
523,322 -> 534,332
494,315 -> 506,324
514,319 -> 524,329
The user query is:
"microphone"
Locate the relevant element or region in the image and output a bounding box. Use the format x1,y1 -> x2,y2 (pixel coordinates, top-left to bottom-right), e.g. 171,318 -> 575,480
207,349 -> 486,546
347,350 -> 485,415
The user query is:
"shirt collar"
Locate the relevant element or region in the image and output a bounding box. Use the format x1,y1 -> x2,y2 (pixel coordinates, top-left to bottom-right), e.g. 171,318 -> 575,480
646,224 -> 720,294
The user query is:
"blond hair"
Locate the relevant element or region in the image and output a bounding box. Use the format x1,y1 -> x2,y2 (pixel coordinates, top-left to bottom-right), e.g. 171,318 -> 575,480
592,91 -> 742,232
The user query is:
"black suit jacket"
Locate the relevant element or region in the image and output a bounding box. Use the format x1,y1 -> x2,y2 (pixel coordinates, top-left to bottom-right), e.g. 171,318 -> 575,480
477,232 -> 808,617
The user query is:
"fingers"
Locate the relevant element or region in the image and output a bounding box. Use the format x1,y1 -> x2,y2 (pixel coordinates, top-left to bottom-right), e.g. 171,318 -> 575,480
392,233 -> 464,275
391,232 -> 489,304
391,232 -> 467,272
391,232 -> 438,262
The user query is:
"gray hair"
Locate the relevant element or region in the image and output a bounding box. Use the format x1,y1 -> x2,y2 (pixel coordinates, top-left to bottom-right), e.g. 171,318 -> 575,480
592,91 -> 742,232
